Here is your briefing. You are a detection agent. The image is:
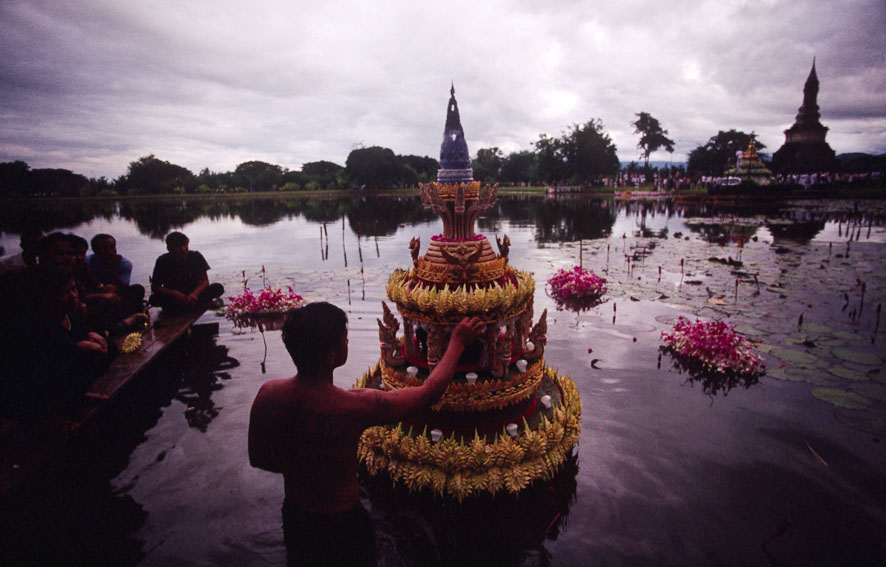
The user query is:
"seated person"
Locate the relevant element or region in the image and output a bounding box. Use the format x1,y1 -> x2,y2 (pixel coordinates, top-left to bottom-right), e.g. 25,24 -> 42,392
87,233 -> 146,318
0,266 -> 110,419
150,231 -> 224,313
0,228 -> 42,273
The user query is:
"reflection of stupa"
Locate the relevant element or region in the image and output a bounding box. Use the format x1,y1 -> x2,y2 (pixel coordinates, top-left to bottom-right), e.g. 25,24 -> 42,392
355,86 -> 582,500
772,59 -> 837,173
726,136 -> 772,185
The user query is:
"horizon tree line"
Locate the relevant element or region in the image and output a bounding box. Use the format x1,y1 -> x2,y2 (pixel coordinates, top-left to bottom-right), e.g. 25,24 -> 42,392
1,113 -> 880,198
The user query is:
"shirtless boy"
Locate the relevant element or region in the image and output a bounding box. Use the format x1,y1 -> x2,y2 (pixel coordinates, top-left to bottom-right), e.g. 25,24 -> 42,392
248,302 -> 484,566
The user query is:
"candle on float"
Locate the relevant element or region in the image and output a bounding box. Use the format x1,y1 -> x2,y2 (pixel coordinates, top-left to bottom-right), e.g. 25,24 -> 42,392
465,372 -> 478,385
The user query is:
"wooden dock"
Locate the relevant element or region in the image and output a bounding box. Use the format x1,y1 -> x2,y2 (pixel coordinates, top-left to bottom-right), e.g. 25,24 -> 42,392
0,308 -> 216,500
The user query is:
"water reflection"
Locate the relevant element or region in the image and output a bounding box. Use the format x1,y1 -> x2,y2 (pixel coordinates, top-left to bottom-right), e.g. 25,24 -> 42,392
659,349 -> 761,398
365,452 -> 579,567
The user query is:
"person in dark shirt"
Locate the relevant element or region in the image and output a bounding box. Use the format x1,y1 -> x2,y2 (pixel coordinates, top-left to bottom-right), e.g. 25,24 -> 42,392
0,266 -> 109,419
150,231 -> 224,313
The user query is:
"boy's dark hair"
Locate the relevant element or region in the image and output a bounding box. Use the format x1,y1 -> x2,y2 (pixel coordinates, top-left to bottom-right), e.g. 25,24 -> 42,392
282,302 -> 348,375
37,232 -> 70,257
90,233 -> 115,249
67,234 -> 88,252
166,231 -> 189,247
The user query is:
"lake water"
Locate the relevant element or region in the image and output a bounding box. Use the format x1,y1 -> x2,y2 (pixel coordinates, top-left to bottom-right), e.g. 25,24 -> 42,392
2,194 -> 885,566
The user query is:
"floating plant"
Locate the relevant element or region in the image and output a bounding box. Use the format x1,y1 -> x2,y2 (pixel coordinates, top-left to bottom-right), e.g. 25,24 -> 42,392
225,286 -> 304,330
660,317 -> 766,379
547,266 -> 608,311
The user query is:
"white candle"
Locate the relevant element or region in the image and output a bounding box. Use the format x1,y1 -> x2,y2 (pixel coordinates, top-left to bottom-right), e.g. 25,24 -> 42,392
430,429 -> 443,442
516,359 -> 528,373
541,394 -> 552,409
525,341 -> 535,352
506,423 -> 519,438
465,372 -> 478,384
407,366 -> 419,378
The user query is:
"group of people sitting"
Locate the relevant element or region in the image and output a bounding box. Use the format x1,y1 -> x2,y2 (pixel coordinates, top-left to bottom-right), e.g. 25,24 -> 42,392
0,230 -> 224,420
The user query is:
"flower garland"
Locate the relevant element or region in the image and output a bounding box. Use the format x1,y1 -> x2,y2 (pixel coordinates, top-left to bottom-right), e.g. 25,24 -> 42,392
546,266 -> 607,307
355,367 -> 582,501
225,286 -> 304,328
660,317 -> 765,377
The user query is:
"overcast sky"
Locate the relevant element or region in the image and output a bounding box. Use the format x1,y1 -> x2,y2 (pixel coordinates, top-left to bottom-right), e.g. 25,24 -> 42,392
1,0 -> 884,179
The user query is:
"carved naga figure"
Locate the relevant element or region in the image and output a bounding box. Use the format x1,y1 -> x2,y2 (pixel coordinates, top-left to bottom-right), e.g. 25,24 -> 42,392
490,325 -> 514,378
377,302 -> 405,367
409,237 -> 421,267
523,309 -> 547,361
496,234 -> 510,262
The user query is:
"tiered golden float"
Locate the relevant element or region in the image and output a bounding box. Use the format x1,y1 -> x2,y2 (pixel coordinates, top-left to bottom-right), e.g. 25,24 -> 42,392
355,86 -> 581,500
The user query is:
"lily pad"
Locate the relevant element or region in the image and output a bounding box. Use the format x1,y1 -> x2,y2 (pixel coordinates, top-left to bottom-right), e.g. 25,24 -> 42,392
768,346 -> 822,367
827,366 -> 870,382
785,368 -> 841,386
811,388 -> 872,409
831,348 -> 883,366
850,382 -> 886,402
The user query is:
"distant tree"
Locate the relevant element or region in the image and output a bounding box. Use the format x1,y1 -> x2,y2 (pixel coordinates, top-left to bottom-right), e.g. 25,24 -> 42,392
345,146 -> 403,189
302,160 -> 345,189
473,147 -> 504,183
535,119 -> 619,185
126,155 -> 194,195
234,160 -> 284,192
533,134 -> 567,184
687,130 -> 765,176
29,168 -> 89,197
561,119 -> 620,184
631,112 -> 674,170
500,151 -> 538,185
0,160 -> 32,197
399,155 -> 439,184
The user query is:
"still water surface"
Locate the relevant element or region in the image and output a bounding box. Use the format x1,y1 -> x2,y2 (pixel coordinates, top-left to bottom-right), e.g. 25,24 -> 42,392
2,194 -> 885,565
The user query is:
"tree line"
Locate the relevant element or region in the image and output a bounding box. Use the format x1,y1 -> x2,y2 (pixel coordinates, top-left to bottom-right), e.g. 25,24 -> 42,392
6,109 -> 868,198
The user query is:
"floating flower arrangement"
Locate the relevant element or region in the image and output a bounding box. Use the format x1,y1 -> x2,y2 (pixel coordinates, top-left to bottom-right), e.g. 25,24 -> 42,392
660,317 -> 765,379
546,266 -> 607,310
225,286 -> 304,330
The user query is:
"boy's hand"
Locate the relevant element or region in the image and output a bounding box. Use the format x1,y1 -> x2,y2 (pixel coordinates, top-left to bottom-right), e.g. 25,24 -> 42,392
450,317 -> 485,348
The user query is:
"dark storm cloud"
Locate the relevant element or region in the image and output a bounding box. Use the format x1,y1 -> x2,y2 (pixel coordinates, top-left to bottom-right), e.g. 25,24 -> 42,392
1,0 -> 884,178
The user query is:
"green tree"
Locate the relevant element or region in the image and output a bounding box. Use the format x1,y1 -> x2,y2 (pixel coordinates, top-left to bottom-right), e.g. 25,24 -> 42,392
534,119 -> 619,184
234,160 -> 284,192
126,155 -> 194,195
0,160 -> 32,197
533,134 -> 567,184
631,112 -> 675,170
687,130 -> 765,176
561,119 -> 620,184
472,147 -> 504,183
345,146 -> 403,189
301,161 -> 344,189
500,151 -> 538,185
399,155 -> 439,184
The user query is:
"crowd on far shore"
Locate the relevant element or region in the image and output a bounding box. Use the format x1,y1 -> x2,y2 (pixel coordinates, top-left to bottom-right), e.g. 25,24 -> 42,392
0,231 -> 223,420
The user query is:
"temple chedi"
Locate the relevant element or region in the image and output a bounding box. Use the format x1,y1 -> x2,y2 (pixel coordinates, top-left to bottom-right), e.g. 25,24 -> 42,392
354,86 -> 582,500
726,135 -> 772,186
772,59 -> 837,173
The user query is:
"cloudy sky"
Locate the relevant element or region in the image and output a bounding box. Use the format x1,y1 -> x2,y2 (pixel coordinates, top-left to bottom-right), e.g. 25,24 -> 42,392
1,0 -> 884,179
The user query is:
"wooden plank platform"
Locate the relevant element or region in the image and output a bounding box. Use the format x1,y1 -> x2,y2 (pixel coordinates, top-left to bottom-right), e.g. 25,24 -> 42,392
0,308 -> 214,500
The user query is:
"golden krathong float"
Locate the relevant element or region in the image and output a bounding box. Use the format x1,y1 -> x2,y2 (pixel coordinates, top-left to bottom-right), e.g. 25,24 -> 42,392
355,86 -> 581,500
